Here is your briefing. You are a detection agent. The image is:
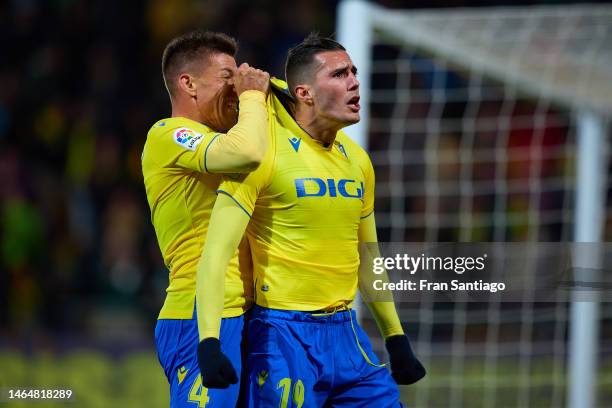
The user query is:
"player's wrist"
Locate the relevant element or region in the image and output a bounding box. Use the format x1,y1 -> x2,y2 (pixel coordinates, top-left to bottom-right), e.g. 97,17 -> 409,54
199,337 -> 220,346
199,328 -> 220,341
197,337 -> 221,359
197,338 -> 222,361
383,327 -> 405,340
385,334 -> 408,350
238,89 -> 266,100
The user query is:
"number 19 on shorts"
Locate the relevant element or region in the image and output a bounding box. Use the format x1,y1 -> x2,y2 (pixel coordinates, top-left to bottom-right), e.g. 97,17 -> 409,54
277,378 -> 304,408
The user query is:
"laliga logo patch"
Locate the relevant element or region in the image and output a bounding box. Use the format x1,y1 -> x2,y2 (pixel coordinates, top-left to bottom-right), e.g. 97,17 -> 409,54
174,128 -> 204,151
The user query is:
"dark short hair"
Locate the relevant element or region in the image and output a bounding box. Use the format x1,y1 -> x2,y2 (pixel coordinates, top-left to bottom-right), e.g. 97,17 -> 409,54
162,30 -> 238,97
285,32 -> 345,97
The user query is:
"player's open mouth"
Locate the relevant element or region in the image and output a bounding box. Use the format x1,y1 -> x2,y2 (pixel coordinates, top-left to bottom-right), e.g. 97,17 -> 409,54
347,96 -> 360,112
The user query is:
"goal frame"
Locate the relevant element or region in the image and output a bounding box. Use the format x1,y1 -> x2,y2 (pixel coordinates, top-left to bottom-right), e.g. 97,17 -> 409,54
337,1 -> 608,407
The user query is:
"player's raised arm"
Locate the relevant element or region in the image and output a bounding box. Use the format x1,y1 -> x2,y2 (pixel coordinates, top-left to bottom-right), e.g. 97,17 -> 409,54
161,33 -> 270,174
205,63 -> 271,173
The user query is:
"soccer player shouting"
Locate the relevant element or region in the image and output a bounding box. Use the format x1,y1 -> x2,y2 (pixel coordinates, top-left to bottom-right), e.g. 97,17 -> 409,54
142,30 -> 269,407
196,34 -> 425,407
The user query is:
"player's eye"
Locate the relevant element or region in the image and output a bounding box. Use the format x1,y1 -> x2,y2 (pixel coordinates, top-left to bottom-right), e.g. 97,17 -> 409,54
333,70 -> 348,78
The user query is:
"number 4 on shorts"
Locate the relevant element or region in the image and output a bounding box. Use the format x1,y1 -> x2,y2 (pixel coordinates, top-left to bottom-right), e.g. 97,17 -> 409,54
188,376 -> 210,407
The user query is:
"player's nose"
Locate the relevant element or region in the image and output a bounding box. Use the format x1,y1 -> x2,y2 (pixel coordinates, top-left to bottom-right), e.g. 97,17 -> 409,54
348,74 -> 359,91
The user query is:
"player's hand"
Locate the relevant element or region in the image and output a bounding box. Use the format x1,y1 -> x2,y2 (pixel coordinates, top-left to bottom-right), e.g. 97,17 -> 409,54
234,63 -> 270,96
385,334 -> 426,385
197,338 -> 238,389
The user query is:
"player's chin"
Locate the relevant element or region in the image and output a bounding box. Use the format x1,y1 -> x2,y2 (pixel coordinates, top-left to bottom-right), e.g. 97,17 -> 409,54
344,112 -> 360,125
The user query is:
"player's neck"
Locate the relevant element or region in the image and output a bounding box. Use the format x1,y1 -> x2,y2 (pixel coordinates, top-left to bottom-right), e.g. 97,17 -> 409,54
294,108 -> 340,147
171,100 -> 203,125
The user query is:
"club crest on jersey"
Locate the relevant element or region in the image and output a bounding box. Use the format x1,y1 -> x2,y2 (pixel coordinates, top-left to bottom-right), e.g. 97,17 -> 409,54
174,128 -> 204,151
288,137 -> 301,152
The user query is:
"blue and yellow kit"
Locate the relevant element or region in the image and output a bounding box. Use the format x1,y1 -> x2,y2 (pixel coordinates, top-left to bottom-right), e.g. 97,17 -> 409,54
142,92 -> 269,319
142,90 -> 267,408
208,81 -> 402,407
218,82 -> 374,311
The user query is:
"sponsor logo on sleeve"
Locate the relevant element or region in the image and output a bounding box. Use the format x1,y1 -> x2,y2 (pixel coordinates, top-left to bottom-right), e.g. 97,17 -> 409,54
174,128 -> 204,151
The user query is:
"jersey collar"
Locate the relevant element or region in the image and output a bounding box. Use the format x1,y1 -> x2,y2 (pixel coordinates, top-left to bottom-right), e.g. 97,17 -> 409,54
270,82 -> 338,151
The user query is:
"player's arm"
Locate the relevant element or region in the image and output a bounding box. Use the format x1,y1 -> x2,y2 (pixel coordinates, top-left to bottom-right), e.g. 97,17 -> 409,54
205,64 -> 270,173
196,193 -> 250,340
195,193 -> 250,388
357,152 -> 426,385
358,213 -> 426,385
358,213 -> 404,338
196,136 -> 272,389
357,154 -> 404,338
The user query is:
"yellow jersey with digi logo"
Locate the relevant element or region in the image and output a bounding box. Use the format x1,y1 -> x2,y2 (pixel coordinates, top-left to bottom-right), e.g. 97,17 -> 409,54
142,116 -> 253,319
218,80 -> 375,311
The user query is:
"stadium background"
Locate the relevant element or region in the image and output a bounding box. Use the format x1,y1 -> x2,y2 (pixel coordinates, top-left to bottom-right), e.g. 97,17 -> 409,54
1,0 -> 611,407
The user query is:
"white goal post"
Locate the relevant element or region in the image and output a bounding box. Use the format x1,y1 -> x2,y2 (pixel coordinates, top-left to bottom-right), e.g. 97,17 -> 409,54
338,2 -> 611,407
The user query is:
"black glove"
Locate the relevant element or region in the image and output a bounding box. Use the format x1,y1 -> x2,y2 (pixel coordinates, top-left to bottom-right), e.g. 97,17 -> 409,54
385,334 -> 426,385
197,338 -> 238,388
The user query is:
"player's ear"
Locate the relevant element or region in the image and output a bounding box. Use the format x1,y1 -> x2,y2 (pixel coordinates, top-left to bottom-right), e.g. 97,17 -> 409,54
294,85 -> 313,105
178,73 -> 197,97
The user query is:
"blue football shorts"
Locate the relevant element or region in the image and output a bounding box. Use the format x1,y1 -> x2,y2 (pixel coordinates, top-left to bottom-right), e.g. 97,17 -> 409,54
155,311 -> 246,407
244,305 -> 403,407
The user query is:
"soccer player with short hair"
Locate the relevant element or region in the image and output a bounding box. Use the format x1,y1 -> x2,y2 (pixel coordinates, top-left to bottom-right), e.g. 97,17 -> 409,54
195,33 -> 425,407
142,30 -> 269,407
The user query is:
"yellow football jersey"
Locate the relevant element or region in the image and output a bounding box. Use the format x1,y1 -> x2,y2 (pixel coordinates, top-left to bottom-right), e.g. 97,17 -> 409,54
142,116 -> 252,319
218,82 -> 375,310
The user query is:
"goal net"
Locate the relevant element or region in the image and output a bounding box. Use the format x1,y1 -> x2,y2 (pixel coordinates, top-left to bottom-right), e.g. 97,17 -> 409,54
338,2 -> 612,407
